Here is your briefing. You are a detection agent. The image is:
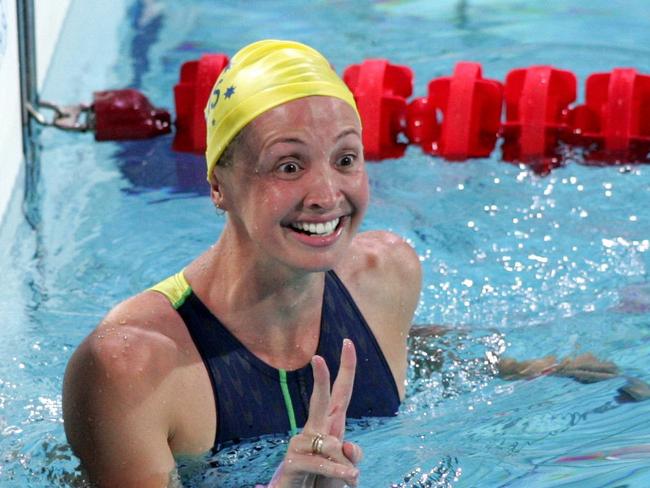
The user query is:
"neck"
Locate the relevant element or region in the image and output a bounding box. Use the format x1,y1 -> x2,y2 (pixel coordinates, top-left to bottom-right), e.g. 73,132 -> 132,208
212,228 -> 325,312
187,228 -> 327,369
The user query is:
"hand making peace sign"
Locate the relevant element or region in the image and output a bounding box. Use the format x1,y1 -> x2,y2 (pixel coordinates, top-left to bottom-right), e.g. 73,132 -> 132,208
267,339 -> 363,488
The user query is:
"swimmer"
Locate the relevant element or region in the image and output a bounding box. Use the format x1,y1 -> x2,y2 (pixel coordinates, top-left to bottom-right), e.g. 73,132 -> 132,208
410,325 -> 621,383
62,40 -> 421,487
411,325 -> 650,401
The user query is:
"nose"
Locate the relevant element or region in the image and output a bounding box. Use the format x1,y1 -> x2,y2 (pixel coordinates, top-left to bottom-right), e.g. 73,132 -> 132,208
303,164 -> 342,211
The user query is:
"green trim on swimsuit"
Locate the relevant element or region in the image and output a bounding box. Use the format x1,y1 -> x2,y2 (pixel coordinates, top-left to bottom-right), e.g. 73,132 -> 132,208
279,369 -> 298,435
149,270 -> 192,309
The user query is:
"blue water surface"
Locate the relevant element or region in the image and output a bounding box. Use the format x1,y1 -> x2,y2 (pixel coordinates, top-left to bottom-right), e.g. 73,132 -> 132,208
1,0 -> 650,486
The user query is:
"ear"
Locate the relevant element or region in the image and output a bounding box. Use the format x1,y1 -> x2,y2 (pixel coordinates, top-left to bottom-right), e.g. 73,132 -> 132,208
209,170 -> 227,211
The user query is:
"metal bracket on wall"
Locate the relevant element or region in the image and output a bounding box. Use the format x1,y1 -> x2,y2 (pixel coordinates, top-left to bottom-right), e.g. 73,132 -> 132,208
16,0 -> 40,227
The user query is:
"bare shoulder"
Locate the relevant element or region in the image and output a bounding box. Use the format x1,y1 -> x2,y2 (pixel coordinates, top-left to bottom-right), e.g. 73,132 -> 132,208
65,291 -> 185,394
62,291 -> 189,482
336,230 -> 422,334
337,230 -> 422,303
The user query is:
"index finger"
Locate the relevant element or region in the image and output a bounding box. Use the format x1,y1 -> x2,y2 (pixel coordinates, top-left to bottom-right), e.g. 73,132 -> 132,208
304,354 -> 331,434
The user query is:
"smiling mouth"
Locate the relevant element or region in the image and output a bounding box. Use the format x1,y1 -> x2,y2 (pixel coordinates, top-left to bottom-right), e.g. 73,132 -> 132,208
289,217 -> 341,236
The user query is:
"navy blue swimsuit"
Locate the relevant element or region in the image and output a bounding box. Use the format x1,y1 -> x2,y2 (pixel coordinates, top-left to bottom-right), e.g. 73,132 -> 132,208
166,270 -> 400,451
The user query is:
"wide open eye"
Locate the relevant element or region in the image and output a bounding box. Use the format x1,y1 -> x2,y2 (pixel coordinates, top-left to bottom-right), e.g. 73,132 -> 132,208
277,161 -> 301,174
336,153 -> 357,168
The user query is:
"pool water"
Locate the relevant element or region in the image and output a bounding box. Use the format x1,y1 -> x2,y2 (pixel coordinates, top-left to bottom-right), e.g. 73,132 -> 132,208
1,0 -> 650,486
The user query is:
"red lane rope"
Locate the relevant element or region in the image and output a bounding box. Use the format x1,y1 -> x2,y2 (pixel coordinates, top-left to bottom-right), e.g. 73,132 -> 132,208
172,55 -> 650,173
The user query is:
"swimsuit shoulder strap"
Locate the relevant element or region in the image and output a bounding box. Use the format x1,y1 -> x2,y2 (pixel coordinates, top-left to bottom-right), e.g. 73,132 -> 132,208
149,270 -> 192,309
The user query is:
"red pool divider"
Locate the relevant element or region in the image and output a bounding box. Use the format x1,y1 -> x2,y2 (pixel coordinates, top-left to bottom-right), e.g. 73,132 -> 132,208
165,52 -> 650,173
343,59 -> 413,160
502,66 -> 576,174
568,68 -> 650,163
173,54 -> 229,153
93,89 -> 172,141
409,61 -> 502,161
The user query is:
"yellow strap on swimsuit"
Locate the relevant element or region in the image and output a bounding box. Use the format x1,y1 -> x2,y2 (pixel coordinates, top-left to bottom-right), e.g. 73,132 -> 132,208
149,270 -> 192,309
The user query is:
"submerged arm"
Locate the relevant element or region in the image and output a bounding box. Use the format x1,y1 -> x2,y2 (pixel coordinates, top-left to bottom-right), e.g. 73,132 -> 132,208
497,353 -> 620,383
408,327 -> 621,384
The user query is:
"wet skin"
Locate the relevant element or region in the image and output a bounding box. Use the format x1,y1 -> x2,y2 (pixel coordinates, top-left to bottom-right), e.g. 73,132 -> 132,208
211,95 -> 370,274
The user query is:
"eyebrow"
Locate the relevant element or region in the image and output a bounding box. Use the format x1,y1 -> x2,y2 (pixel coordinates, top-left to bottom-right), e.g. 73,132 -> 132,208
334,128 -> 361,142
267,137 -> 307,148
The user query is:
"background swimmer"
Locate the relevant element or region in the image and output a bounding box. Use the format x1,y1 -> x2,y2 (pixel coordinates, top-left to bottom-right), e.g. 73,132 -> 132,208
411,325 -> 650,402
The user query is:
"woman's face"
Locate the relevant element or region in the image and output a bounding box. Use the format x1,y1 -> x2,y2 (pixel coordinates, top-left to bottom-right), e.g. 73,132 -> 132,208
215,96 -> 369,273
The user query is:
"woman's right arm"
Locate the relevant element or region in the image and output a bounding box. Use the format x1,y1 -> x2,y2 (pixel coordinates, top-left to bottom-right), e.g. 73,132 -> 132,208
63,319 -> 179,487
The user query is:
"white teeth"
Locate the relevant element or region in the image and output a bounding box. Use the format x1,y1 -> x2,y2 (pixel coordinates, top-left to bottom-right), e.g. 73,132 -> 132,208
291,218 -> 340,236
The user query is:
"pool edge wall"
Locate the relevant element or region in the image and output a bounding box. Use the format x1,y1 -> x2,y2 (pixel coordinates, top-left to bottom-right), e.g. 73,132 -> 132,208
0,0 -> 71,227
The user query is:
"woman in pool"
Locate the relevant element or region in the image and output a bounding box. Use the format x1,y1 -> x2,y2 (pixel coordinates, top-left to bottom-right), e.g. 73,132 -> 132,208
63,40 -> 422,487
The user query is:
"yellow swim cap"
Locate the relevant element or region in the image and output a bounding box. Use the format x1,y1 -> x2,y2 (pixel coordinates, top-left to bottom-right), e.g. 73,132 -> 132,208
204,39 -> 360,180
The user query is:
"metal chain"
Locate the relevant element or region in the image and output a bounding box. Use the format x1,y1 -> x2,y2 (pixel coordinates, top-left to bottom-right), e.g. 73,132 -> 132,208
26,100 -> 93,132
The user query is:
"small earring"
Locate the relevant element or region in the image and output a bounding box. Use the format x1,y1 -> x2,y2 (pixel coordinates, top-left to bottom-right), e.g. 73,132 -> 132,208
215,201 -> 225,215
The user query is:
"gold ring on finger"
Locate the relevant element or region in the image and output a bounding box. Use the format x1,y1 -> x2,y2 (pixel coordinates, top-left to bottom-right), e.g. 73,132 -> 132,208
311,432 -> 325,455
